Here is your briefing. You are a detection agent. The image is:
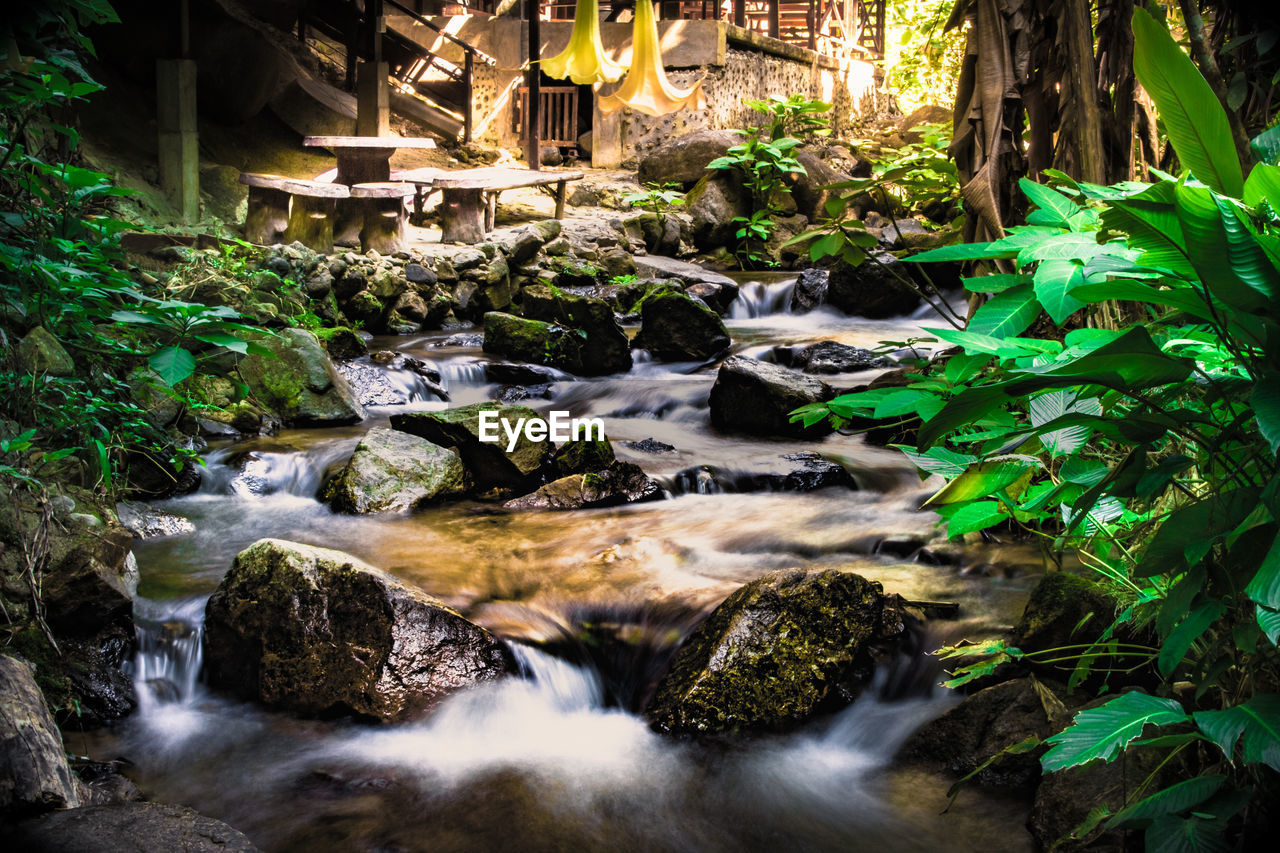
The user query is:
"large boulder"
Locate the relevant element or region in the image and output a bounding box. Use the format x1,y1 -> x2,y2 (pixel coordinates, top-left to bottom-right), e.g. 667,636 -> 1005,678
504,462 -> 662,511
825,252 -> 922,318
519,285 -> 631,375
708,356 -> 834,438
0,655 -> 83,817
8,802 -> 260,852
790,268 -> 829,312
685,172 -> 752,250
203,539 -> 511,721
646,569 -> 905,734
17,326 -> 74,377
637,129 -> 743,186
235,328 -> 365,426
632,291 -> 730,361
775,340 -> 891,374
787,149 -> 852,223
482,312 -> 584,375
669,451 -> 854,495
390,403 -> 554,495
321,428 -> 470,513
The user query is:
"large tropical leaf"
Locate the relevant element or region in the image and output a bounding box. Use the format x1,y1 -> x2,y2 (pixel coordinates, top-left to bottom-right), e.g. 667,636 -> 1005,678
1259,606 -> 1280,647
924,459 -> 1036,506
1251,124 -> 1280,166
1158,601 -> 1226,677
1254,373 -> 1280,457
1243,164 -> 1280,208
1139,487 -> 1262,576
940,500 -> 1009,537
1029,390 -> 1102,455
1131,9 -> 1243,197
1145,815 -> 1231,853
1018,326 -> 1193,390
1192,694 -> 1280,772
1107,776 -> 1225,829
1032,259 -> 1087,323
1069,280 -> 1213,320
1174,184 -> 1269,311
966,284 -> 1042,338
1244,530 -> 1280,609
1019,178 -> 1079,228
1042,692 -> 1187,771
148,346 -> 196,387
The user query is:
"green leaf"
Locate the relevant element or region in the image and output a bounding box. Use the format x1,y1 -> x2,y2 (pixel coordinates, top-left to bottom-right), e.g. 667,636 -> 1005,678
945,352 -> 991,385
1251,373 -> 1280,456
194,332 -> 249,354
942,500 -> 1009,537
925,327 -> 1042,358
148,346 -> 196,386
1018,231 -> 1107,265
1042,692 -> 1188,772
1243,164 -> 1280,208
1140,488 -> 1262,576
1019,178 -> 1079,228
1132,8 -> 1244,197
1107,776 -> 1226,829
917,385 -> 1011,449
1029,390 -> 1102,455
896,445 -> 977,478
1068,280 -> 1213,319
1158,601 -> 1226,677
1019,326 -> 1193,390
1175,182 -> 1273,312
925,459 -> 1035,506
966,285 -> 1042,338
1257,606 -> 1280,646
1145,814 -> 1231,853
962,273 -> 1031,294
1192,694 -> 1280,772
1243,530 -> 1280,609
1251,124 -> 1280,166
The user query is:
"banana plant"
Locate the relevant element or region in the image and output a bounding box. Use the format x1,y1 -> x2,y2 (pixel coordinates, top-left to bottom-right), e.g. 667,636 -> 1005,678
597,0 -> 705,117
541,0 -> 625,85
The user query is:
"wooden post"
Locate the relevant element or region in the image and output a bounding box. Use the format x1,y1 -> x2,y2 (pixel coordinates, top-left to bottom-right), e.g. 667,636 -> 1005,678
440,188 -> 487,243
356,61 -> 391,136
244,186 -> 290,244
464,52 -> 474,143
285,196 -> 337,252
768,0 -> 779,39
157,58 -> 199,222
525,0 -> 541,168
554,179 -> 567,219
733,0 -> 745,27
807,0 -> 816,50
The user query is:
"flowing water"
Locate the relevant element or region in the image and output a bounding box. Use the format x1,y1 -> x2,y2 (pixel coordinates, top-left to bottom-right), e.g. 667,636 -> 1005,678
76,273 -> 1041,852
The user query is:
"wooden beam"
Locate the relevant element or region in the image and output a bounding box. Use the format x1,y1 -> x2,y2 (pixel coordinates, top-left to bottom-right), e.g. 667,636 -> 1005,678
768,0 -> 779,40
525,0 -> 541,168
733,0 -> 745,27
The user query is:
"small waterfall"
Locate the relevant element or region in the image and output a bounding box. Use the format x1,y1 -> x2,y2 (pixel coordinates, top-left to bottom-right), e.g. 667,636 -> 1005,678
662,465 -> 723,495
436,358 -> 490,387
127,597 -> 207,711
198,448 -> 328,498
729,278 -> 798,319
509,643 -> 606,712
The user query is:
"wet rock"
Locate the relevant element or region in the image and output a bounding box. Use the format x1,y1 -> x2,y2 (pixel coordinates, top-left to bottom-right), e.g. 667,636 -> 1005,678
776,340 -> 891,374
204,539 -> 511,720
17,326 -> 74,377
485,362 -> 564,386
826,252 -> 922,318
632,256 -> 737,288
1012,573 -> 1117,658
790,268 -> 828,312
624,438 -> 676,454
1030,752 -> 1155,851
114,502 -> 194,539
319,328 -> 369,361
632,291 -> 730,362
685,281 -> 739,315
0,655 -> 83,817
37,516 -> 135,641
638,129 -> 742,186
8,802 -> 261,852
496,384 -> 552,404
668,452 -> 854,495
321,428 -> 470,514
898,677 -> 1078,790
490,224 -> 549,265
125,368 -> 181,429
519,284 -> 631,375
405,262 -> 436,285
235,329 -> 365,426
335,361 -> 410,407
504,463 -> 662,511
646,570 -> 905,734
390,403 -> 554,495
708,356 -> 834,438
553,436 -> 616,476
482,312 -> 584,375
436,332 -> 484,348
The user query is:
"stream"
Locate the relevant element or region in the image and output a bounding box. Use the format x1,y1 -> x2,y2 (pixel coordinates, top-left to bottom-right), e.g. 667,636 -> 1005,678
74,273 -> 1041,852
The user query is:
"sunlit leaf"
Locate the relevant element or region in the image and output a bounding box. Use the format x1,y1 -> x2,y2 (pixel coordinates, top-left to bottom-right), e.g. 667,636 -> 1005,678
1042,692 -> 1187,771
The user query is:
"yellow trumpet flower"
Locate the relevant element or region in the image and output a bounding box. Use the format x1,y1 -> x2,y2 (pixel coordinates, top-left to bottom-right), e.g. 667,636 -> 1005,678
598,0 -> 706,117
541,0 -> 625,85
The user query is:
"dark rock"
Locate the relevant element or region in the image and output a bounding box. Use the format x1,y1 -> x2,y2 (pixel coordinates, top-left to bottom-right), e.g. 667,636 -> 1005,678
436,332 -> 484,348
708,356 -> 834,438
482,312 -> 584,375
632,291 -> 730,361
485,362 -> 564,386
790,268 -> 828,312
203,539 -> 511,721
1014,573 -> 1116,658
826,252 -> 922,318
632,256 -> 737,288
17,327 -> 74,377
779,340 -> 890,374
319,328 -> 368,361
321,428 -> 470,513
624,438 -> 676,454
519,285 -> 631,375
496,384 -> 552,404
114,502 -> 194,539
685,281 -> 739,315
788,149 -> 852,223
8,802 -> 261,852
898,677 -> 1079,790
638,129 -> 743,186
1030,752 -> 1155,851
553,436 -> 616,476
0,655 -> 83,817
646,570 -> 905,734
405,262 -> 436,285
897,105 -> 953,143
235,329 -> 365,426
668,452 -> 854,495
391,403 -> 554,495
685,172 -> 752,250
504,462 -> 662,511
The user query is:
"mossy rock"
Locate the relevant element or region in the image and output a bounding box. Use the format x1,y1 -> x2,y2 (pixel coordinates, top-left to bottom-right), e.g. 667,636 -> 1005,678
645,569 -> 904,734
321,428 -> 470,514
203,539 -> 512,721
481,311 -> 584,374
235,328 -> 365,427
1012,573 -> 1116,657
503,462 -> 661,511
519,284 -> 631,375
553,436 -> 616,476
632,290 -> 730,362
708,356 -> 834,439
17,326 -> 74,377
390,402 -> 554,495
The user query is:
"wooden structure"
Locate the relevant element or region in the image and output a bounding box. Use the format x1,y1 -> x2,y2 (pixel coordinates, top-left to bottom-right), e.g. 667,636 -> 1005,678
239,174 -> 350,250
514,87 -> 580,147
351,182 -> 417,253
431,167 -> 584,244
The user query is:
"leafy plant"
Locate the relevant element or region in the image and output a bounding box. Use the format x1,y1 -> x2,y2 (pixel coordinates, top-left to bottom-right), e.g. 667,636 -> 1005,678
743,93 -> 832,141
708,132 -> 806,269
622,181 -> 685,220
793,9 -> 1280,848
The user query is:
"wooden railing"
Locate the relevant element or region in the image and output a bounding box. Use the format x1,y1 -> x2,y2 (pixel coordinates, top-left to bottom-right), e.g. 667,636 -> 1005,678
514,86 -> 580,147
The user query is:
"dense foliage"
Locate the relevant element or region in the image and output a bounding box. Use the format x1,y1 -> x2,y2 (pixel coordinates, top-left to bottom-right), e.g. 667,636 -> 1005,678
798,9 -> 1280,848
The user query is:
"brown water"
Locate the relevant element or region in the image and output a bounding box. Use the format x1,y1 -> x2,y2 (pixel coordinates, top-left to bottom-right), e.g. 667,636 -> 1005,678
80,277 -> 1040,852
